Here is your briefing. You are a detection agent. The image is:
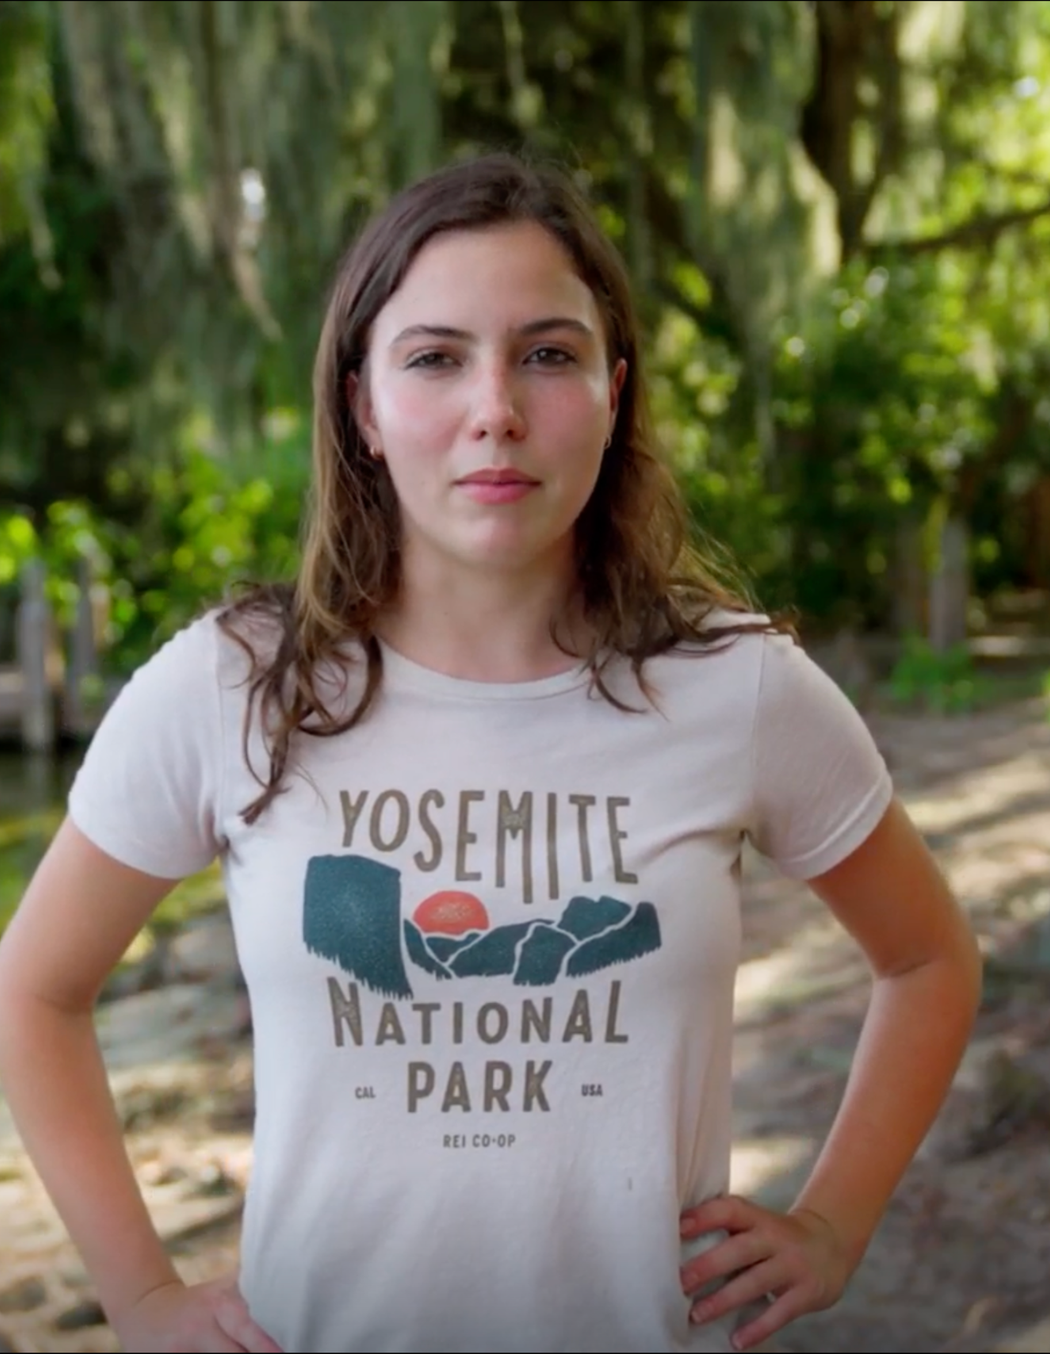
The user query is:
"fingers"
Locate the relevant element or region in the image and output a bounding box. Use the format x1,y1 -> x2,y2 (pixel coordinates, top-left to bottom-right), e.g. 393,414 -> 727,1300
680,1193 -> 755,1239
215,1294 -> 284,1353
687,1257 -> 779,1326
678,1196 -> 848,1352
680,1228 -> 771,1296
725,1290 -> 807,1353
688,1259 -> 811,1354
200,1332 -> 247,1354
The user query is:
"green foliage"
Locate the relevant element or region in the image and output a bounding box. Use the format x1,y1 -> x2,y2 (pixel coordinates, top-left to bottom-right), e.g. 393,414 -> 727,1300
767,252 -> 1006,623
647,300 -> 793,605
0,511 -> 38,585
101,433 -> 308,672
0,418 -> 309,674
0,0 -> 55,250
886,636 -> 991,714
2,0 -> 1050,667
0,785 -> 225,939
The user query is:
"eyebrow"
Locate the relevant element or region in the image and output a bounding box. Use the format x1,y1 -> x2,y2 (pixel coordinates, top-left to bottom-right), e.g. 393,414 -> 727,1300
388,317 -> 595,348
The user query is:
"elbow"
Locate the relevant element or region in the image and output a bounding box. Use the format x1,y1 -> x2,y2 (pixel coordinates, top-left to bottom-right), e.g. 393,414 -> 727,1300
933,923 -> 984,1026
877,921 -> 984,1033
916,927 -> 984,1032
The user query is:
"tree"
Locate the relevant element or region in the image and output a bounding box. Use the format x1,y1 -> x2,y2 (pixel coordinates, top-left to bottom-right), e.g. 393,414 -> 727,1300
4,0 -> 1050,648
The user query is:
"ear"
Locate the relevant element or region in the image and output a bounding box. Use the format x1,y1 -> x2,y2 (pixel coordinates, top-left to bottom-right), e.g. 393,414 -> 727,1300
346,371 -> 381,450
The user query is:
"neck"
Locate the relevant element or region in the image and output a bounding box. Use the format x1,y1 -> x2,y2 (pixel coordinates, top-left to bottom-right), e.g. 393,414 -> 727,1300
378,548 -> 586,683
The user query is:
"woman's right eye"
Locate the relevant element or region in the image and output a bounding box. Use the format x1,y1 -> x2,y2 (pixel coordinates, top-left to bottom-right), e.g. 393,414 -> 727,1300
406,351 -> 456,370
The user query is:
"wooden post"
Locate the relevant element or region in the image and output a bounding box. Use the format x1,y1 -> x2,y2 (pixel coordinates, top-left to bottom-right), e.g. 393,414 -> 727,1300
65,554 -> 99,736
1030,475 -> 1050,588
928,515 -> 969,653
16,558 -> 55,753
892,516 -> 926,638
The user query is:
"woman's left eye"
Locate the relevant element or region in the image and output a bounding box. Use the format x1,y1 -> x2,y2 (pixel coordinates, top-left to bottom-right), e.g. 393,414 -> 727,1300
527,347 -> 575,366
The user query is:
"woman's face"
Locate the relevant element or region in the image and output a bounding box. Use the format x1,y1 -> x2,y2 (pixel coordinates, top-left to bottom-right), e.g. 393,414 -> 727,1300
355,220 -> 625,587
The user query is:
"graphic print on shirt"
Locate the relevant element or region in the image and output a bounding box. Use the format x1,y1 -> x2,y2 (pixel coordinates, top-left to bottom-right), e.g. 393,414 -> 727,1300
301,786 -> 661,1136
303,854 -> 661,997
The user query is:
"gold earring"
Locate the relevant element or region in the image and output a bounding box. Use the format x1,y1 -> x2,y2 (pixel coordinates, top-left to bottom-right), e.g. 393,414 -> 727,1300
369,445 -> 383,460
603,433 -> 613,450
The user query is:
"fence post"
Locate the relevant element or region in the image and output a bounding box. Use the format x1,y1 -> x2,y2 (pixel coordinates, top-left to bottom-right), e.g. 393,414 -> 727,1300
65,554 -> 100,736
928,515 -> 970,654
16,558 -> 55,753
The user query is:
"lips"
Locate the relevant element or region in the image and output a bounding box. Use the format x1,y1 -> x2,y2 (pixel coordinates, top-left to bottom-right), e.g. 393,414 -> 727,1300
457,468 -> 540,486
455,468 -> 540,505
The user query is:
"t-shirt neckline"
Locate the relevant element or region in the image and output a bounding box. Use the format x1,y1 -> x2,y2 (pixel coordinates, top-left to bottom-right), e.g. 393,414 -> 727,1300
375,637 -> 592,702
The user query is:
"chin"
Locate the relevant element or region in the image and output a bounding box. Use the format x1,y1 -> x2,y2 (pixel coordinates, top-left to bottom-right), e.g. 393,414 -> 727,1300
459,532 -> 570,576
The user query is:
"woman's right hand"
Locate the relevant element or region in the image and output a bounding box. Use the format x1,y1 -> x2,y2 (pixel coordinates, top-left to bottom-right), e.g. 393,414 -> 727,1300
112,1275 -> 283,1353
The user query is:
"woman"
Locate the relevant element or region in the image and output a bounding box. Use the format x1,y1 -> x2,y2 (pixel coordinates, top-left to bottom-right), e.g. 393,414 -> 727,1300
0,153 -> 981,1354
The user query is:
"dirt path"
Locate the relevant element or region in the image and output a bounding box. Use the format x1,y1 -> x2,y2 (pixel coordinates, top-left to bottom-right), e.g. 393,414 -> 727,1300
2,697 -> 1049,1353
734,697 -> 1050,1352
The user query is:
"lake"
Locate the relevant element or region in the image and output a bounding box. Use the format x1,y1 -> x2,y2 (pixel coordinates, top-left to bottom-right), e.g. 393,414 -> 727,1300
0,749 -> 223,936
0,751 -> 79,928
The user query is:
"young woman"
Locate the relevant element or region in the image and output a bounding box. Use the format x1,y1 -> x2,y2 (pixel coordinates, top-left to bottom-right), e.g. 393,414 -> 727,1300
0,153 -> 981,1354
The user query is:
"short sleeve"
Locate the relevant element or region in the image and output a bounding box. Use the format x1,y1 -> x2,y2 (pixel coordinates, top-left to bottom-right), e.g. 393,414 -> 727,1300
747,634 -> 893,879
67,614 -> 225,879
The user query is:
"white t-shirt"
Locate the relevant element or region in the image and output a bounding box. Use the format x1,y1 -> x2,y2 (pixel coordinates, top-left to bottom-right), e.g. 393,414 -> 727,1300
68,611 -> 892,1354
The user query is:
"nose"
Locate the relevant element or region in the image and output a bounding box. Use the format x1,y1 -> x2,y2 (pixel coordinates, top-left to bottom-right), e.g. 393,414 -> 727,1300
468,359 -> 527,442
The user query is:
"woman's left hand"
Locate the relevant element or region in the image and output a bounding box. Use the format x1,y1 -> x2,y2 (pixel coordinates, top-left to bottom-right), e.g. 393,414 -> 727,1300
679,1195 -> 852,1351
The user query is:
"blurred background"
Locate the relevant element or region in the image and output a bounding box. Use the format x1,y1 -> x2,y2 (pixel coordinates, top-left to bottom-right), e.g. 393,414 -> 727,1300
0,2 -> 1049,1352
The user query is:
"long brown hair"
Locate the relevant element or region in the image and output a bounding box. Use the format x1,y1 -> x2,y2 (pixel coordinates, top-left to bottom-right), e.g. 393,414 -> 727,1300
219,152 -> 787,824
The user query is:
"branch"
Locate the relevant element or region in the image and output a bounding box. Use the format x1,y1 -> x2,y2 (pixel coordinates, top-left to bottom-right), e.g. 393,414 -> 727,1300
848,7 -> 905,256
866,195 -> 1050,258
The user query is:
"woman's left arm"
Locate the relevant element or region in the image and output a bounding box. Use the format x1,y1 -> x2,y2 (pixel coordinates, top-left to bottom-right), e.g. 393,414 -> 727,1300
680,795 -> 982,1351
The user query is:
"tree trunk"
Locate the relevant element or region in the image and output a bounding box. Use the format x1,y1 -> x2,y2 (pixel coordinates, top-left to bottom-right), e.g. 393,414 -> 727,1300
928,515 -> 970,652
1027,475 -> 1050,588
892,515 -> 926,636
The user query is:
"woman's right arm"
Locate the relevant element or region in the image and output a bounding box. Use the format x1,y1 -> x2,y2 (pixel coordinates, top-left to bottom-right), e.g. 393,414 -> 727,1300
0,818 -> 280,1353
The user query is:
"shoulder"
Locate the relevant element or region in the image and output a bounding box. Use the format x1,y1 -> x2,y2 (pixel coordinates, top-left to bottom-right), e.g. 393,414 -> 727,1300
67,611 -> 234,876
88,604 -> 282,739
639,610 -> 786,699
116,609 -> 226,704
123,604 -> 377,742
638,612 -> 871,755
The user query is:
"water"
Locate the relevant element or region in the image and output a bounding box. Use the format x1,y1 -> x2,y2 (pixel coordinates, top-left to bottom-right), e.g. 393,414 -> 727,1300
0,751 -> 82,927
0,750 -> 222,933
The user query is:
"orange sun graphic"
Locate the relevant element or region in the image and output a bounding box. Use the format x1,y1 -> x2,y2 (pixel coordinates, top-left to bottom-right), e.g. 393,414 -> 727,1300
413,891 -> 490,936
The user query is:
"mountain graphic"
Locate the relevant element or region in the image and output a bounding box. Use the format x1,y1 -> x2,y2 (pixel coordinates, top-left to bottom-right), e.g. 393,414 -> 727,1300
303,856 -> 661,998
303,854 -> 413,998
